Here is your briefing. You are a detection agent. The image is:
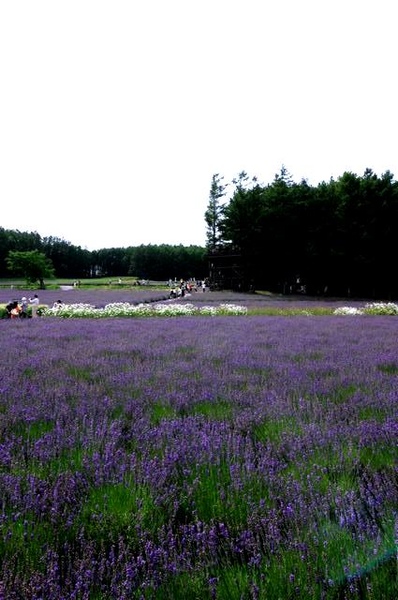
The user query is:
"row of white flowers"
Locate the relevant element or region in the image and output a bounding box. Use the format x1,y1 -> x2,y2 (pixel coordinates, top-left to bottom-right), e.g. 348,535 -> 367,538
333,302 -> 398,316
42,302 -> 248,318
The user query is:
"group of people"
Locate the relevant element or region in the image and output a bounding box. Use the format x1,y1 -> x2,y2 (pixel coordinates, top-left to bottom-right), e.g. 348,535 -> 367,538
168,279 -> 207,299
5,294 -> 39,319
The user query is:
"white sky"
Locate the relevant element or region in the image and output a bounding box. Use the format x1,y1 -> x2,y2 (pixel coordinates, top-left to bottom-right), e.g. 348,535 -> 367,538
1,0 -> 397,251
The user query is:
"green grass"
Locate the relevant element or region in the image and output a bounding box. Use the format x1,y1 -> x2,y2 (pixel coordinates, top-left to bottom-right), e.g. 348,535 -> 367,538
76,481 -> 165,545
66,364 -> 101,383
151,402 -> 177,425
359,445 -> 397,470
0,276 -> 167,290
177,457 -> 275,527
190,399 -> 234,420
148,572 -> 214,600
4,444 -> 87,481
377,362 -> 398,375
11,419 -> 54,441
0,514 -> 53,573
151,399 -> 233,424
357,405 -> 387,421
252,417 -> 302,445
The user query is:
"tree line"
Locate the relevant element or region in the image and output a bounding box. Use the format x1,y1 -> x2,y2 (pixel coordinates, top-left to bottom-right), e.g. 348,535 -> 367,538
0,228 -> 207,285
205,167 -> 398,298
3,164 -> 397,297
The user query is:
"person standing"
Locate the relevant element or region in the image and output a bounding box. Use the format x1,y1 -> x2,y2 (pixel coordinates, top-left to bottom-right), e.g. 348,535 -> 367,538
29,294 -> 39,318
20,297 -> 28,318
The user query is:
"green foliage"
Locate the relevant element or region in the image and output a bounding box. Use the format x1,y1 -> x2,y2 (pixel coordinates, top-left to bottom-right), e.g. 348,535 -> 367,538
154,572 -> 212,600
6,249 -> 55,288
0,227 -> 206,282
11,419 -> 54,441
0,514 -> 53,573
205,173 -> 227,250
77,482 -> 164,544
363,302 -> 398,315
125,243 -> 207,281
151,403 -> 177,425
217,166 -> 398,297
189,399 -> 233,420
377,362 -> 398,374
0,227 -> 43,278
252,417 -> 302,444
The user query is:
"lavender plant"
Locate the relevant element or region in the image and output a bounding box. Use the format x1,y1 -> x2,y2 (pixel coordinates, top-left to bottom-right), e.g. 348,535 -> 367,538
0,315 -> 397,598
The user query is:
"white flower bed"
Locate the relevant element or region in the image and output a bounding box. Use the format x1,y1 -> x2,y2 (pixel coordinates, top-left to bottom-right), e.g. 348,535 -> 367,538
334,302 -> 398,316
333,307 -> 364,316
42,302 -> 248,318
39,300 -> 398,318
363,302 -> 398,315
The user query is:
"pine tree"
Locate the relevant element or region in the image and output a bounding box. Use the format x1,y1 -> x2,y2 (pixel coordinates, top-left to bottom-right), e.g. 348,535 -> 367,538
204,173 -> 227,250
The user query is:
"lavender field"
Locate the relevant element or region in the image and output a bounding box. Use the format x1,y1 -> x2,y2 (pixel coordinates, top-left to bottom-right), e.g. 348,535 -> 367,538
1,287 -> 368,318
0,288 -> 170,309
1,303 -> 397,598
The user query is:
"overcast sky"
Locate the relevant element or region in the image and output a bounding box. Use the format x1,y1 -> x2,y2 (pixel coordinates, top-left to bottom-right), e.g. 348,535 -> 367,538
1,0 -> 396,250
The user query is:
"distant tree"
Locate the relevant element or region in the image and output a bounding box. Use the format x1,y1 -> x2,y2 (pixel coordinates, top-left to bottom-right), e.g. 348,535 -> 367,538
232,170 -> 258,190
215,165 -> 398,297
205,173 -> 227,250
88,247 -> 130,278
6,250 -> 55,289
222,177 -> 265,256
0,228 -> 43,277
272,164 -> 294,186
127,244 -> 206,281
42,236 -> 92,278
